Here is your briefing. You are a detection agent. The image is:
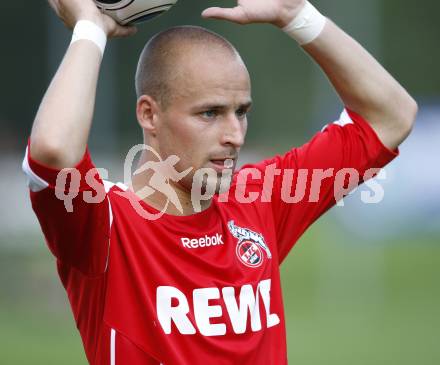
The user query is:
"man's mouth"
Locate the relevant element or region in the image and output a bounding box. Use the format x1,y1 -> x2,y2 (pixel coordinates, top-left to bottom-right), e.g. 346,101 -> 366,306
209,158 -> 235,170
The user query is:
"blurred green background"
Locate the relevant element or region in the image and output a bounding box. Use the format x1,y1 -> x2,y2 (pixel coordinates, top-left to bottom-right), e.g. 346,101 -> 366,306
1,0 -> 439,364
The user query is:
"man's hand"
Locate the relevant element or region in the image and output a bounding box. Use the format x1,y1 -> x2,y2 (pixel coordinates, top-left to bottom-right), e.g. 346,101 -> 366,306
48,0 -> 136,37
202,0 -> 306,28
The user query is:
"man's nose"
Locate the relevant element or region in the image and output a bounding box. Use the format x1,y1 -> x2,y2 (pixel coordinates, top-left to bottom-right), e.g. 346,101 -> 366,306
220,114 -> 246,148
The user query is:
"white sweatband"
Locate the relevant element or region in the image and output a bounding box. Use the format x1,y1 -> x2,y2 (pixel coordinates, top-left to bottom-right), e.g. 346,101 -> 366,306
283,1 -> 327,45
71,20 -> 107,56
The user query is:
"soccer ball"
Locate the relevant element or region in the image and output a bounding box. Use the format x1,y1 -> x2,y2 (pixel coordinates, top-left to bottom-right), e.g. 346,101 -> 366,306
94,0 -> 178,25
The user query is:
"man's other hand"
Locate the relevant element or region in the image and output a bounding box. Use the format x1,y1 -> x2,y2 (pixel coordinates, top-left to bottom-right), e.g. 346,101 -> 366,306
202,0 -> 306,28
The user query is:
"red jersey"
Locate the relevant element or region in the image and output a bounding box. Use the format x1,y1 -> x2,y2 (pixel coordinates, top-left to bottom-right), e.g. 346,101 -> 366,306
23,109 -> 397,365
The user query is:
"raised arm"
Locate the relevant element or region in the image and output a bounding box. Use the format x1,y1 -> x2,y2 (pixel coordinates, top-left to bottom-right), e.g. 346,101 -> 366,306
202,0 -> 418,150
30,0 -> 135,169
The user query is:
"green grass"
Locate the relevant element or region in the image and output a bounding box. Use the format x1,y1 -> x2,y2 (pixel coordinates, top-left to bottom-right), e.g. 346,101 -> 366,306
0,310 -> 86,365
0,243 -> 86,364
1,224 -> 439,364
282,225 -> 440,365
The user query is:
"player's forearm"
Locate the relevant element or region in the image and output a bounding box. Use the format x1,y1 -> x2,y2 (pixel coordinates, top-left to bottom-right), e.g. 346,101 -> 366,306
30,40 -> 103,168
202,1 -> 417,147
302,19 -> 418,149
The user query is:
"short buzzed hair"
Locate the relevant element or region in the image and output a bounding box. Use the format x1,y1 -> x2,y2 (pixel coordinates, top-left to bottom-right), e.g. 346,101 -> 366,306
135,25 -> 239,108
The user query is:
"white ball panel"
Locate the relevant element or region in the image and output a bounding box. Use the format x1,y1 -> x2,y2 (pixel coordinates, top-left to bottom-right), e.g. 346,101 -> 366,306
94,0 -> 178,24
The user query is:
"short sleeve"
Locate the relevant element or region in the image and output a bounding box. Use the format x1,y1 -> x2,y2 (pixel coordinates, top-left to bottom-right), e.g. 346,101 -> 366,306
23,141 -> 111,275
242,109 -> 399,263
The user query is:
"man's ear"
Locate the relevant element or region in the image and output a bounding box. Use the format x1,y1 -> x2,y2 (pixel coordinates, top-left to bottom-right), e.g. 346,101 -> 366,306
136,95 -> 160,137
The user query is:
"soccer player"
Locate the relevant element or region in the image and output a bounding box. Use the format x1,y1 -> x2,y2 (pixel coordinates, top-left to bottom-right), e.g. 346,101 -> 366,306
23,0 -> 417,364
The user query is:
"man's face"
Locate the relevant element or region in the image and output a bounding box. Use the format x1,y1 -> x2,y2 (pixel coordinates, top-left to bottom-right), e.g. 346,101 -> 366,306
152,48 -> 252,193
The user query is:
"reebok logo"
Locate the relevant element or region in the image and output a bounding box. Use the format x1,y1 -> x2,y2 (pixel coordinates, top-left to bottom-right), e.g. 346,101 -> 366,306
181,234 -> 224,249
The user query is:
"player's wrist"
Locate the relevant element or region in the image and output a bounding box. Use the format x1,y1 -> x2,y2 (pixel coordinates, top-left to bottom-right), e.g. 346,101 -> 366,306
281,1 -> 327,45
81,13 -> 108,33
70,19 -> 108,56
274,0 -> 307,28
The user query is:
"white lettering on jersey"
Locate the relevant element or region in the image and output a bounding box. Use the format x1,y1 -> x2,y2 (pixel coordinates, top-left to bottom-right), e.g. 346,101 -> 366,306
222,284 -> 261,333
156,286 -> 197,335
181,234 -> 224,249
156,279 -> 280,336
193,288 -> 226,336
258,279 -> 281,328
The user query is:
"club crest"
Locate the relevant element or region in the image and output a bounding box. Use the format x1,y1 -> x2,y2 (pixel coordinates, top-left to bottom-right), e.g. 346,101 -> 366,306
227,220 -> 271,268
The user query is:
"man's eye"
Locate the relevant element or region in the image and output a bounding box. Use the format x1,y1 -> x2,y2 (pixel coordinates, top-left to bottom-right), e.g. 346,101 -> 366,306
236,108 -> 248,118
202,110 -> 218,118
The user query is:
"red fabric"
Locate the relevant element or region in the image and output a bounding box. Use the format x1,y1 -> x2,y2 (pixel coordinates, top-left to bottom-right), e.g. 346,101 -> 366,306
27,143 -> 110,275
238,108 -> 398,262
26,110 -> 397,364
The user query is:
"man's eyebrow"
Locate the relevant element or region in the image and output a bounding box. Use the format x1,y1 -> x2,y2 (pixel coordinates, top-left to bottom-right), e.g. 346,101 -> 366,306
192,100 -> 253,111
238,101 -> 253,110
193,103 -> 227,111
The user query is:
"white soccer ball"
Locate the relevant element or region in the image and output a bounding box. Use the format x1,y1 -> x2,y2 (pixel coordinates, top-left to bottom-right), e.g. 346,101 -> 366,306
94,0 -> 178,25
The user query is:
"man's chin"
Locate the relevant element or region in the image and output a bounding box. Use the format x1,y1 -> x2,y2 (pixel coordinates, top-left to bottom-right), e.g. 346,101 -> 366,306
192,173 -> 233,197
